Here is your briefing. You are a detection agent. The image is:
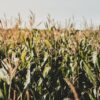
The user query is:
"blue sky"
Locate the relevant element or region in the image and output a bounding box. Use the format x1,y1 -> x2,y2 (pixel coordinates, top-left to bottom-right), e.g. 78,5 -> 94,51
0,0 -> 100,28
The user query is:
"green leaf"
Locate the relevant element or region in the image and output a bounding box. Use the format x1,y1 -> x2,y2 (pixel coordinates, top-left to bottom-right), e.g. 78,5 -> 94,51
0,89 -> 3,99
21,50 -> 27,63
83,61 -> 96,85
45,40 -> 52,49
43,65 -> 51,77
24,67 -> 30,89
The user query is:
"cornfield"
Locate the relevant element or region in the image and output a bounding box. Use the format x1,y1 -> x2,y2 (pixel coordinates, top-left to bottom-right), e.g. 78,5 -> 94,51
0,16 -> 100,100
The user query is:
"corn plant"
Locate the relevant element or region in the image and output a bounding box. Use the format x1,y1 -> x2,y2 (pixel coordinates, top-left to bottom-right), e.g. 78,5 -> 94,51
0,17 -> 100,100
